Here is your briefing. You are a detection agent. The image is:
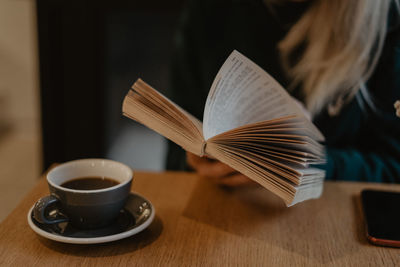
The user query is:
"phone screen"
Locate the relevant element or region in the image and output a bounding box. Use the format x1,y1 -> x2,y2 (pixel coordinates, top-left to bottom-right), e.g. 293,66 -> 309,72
361,189 -> 400,247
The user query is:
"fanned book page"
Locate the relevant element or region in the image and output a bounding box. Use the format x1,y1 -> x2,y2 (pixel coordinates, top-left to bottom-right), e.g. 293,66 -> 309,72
206,116 -> 325,206
122,50 -> 326,206
203,50 -> 324,142
122,79 -> 204,156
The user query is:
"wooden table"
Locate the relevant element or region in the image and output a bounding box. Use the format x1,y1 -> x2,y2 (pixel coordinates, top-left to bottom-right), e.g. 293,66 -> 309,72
0,171 -> 399,266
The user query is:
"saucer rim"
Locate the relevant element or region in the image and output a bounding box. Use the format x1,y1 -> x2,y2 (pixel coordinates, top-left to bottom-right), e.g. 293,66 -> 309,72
27,192 -> 155,244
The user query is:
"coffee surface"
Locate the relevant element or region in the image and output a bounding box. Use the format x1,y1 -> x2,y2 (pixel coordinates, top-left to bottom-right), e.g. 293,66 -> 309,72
61,177 -> 119,190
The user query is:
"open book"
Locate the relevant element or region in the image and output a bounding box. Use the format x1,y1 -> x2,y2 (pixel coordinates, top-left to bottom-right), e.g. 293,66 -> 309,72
122,50 -> 325,206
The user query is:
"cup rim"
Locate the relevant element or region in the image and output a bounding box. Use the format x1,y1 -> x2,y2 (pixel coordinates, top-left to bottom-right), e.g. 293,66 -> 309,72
47,158 -> 133,193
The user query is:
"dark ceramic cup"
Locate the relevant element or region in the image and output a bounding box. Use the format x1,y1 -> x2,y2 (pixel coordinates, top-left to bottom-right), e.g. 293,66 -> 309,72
33,159 -> 133,229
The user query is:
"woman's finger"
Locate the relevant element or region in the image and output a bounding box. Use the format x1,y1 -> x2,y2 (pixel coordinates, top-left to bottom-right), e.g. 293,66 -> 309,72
217,173 -> 257,187
186,152 -> 236,178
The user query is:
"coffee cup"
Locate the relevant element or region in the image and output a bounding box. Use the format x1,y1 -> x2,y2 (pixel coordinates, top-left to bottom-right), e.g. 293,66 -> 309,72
33,159 -> 133,229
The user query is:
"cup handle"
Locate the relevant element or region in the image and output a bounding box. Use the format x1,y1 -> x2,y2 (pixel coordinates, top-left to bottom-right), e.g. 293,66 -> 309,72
33,195 -> 69,224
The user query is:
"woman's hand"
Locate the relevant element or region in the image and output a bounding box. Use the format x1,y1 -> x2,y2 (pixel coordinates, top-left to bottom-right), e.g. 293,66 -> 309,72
186,152 -> 256,187
394,100 -> 400,117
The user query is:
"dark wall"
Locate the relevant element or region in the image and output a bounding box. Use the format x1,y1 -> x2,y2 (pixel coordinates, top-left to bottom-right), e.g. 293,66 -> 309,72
37,0 -> 183,170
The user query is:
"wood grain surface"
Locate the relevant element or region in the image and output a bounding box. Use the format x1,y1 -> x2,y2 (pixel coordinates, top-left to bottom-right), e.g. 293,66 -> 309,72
0,171 -> 399,266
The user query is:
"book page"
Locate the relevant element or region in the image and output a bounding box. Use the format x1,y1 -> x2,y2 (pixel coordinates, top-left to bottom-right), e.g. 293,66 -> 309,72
123,79 -> 204,156
205,114 -> 325,206
203,50 -> 323,141
206,141 -> 324,206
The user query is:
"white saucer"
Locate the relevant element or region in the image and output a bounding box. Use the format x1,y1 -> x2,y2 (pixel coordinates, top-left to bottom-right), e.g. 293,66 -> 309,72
27,192 -> 155,244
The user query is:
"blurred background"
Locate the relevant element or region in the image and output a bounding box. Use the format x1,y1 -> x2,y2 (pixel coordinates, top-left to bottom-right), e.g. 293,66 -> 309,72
0,0 -> 183,221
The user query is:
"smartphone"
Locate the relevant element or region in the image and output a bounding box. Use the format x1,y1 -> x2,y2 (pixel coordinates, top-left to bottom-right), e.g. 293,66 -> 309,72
361,189 -> 400,247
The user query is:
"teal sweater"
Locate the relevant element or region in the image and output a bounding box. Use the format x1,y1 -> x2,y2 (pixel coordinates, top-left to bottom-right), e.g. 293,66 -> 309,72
166,0 -> 400,182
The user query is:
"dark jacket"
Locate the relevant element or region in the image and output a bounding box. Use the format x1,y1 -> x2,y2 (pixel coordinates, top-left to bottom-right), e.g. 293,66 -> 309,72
166,0 -> 400,182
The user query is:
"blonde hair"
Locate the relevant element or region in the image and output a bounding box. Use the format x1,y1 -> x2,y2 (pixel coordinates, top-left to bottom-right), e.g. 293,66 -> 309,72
275,0 -> 398,116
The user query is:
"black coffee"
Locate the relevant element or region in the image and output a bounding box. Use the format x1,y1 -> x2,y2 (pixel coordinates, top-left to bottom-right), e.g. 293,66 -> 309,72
61,177 -> 119,190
